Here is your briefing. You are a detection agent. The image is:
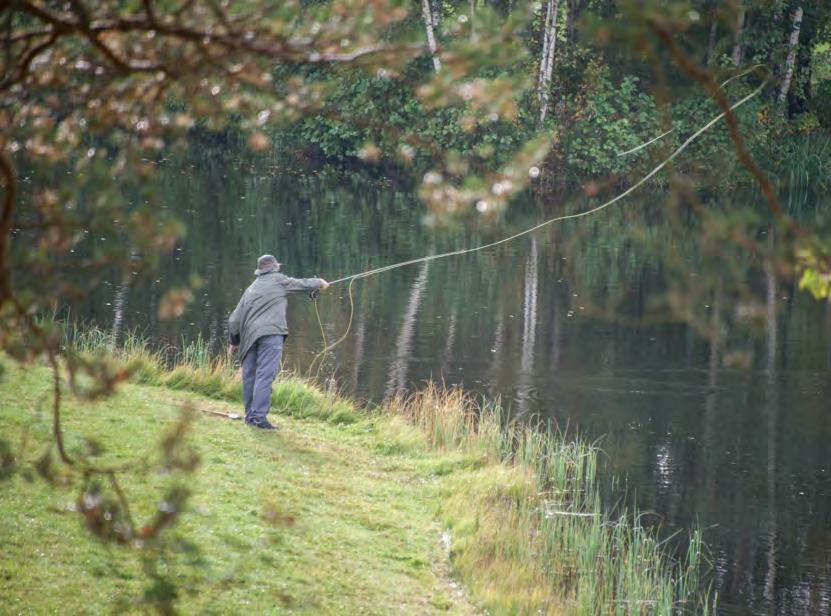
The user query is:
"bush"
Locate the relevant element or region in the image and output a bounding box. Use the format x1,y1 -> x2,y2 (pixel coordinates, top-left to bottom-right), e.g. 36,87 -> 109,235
562,64 -> 660,176
812,80 -> 831,128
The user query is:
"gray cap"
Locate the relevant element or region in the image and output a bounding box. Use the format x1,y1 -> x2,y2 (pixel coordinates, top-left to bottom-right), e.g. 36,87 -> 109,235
254,254 -> 281,276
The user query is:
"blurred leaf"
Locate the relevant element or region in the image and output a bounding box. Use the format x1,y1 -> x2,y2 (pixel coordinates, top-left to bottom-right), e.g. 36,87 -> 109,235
157,288 -> 194,321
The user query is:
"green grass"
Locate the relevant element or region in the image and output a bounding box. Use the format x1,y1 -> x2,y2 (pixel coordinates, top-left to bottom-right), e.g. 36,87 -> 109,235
0,325 -> 713,614
0,360 -> 472,614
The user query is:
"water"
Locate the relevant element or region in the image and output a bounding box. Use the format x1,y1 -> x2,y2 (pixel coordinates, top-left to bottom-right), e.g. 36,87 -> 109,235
71,148 -> 831,614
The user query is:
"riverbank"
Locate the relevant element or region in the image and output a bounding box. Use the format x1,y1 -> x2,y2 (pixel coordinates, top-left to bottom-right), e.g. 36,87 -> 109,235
0,333 -> 711,614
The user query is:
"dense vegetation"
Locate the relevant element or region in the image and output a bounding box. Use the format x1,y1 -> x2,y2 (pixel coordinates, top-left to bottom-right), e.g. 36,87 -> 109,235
279,1 -> 831,186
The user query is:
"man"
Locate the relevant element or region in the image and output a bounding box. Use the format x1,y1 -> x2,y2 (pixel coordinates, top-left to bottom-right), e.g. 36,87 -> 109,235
228,254 -> 329,429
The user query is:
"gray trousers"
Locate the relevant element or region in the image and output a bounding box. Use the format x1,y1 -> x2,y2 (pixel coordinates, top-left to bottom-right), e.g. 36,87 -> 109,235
241,334 -> 285,424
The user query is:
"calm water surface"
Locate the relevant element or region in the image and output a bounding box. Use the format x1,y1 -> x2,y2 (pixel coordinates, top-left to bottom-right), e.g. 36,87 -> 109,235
74,149 -> 831,614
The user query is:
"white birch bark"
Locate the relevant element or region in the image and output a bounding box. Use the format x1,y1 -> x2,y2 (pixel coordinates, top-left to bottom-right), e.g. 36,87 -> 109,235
731,7 -> 746,66
109,279 -> 129,351
537,0 -> 552,96
538,0 -> 560,124
778,5 -> 803,105
421,0 -> 441,73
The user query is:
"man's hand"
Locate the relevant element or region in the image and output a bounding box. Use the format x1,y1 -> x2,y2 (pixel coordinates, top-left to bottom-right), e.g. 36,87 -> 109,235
319,279 -> 330,291
227,343 -> 238,357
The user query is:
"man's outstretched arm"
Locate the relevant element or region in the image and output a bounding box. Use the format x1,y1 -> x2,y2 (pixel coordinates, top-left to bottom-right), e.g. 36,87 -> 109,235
283,277 -> 330,293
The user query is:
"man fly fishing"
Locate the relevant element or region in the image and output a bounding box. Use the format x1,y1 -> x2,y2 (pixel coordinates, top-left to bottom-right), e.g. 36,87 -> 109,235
228,254 -> 329,430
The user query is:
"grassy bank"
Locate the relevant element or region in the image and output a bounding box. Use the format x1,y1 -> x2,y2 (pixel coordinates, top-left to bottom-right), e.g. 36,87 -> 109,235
0,329 -> 712,614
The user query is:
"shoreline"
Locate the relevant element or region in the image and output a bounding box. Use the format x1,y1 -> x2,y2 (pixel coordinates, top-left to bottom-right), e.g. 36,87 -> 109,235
0,327 -> 713,613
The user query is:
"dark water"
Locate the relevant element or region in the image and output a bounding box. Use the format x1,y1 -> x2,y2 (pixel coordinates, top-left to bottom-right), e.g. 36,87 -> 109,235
73,149 -> 831,614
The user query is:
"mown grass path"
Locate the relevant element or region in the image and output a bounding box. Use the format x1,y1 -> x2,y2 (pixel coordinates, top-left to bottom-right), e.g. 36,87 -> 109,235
0,361 -> 474,614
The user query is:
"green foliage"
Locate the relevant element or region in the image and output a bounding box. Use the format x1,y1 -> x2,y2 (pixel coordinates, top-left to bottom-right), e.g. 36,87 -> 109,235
293,69 -> 534,173
797,242 -> 831,300
763,132 -> 831,199
812,80 -> 831,128
563,66 -> 660,176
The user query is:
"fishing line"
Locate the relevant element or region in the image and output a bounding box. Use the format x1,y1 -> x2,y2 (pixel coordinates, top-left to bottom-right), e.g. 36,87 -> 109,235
617,127 -> 675,157
309,71 -> 767,375
308,277 -> 356,379
616,65 -> 764,158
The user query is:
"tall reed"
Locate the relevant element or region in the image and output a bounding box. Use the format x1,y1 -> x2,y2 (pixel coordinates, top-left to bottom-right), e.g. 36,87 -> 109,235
388,383 -> 711,614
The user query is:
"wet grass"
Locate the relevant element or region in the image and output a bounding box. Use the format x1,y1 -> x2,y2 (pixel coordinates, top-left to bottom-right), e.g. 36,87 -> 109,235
0,324 -> 713,614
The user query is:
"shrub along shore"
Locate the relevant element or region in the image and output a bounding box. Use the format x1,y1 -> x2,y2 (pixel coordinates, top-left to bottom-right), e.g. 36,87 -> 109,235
0,327 -> 713,614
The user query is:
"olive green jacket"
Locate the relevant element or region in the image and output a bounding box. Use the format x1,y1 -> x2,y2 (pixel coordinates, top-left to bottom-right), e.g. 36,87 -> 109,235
228,271 -> 323,360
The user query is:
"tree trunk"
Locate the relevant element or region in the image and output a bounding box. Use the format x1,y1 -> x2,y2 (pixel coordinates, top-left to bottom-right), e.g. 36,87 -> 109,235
778,5 -> 803,105
538,0 -> 560,124
421,0 -> 441,73
731,7 -> 746,66
706,7 -> 718,66
110,278 -> 129,351
566,0 -> 580,45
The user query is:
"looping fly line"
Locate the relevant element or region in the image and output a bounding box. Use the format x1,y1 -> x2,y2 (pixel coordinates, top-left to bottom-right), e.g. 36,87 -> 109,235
310,67 -> 768,374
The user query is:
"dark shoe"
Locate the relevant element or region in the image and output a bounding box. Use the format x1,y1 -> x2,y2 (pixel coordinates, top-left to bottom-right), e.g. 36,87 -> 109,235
246,419 -> 278,430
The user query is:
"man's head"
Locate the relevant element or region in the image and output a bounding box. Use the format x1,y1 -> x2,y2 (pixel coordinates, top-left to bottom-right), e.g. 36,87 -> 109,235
254,254 -> 281,276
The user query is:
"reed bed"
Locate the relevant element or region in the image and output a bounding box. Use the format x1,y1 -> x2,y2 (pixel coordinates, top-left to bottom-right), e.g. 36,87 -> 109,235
58,322 -> 712,614
388,384 -> 711,614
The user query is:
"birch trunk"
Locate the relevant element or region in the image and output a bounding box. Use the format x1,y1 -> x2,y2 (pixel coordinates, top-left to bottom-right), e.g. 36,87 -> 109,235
778,6 -> 803,105
538,0 -> 560,124
566,0 -> 579,44
731,7 -> 746,66
421,0 -> 441,73
110,279 -> 129,351
706,10 -> 718,66
536,0 -> 552,96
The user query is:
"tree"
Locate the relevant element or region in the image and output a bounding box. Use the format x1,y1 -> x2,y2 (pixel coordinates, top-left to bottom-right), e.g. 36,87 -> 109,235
778,5 -> 804,105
